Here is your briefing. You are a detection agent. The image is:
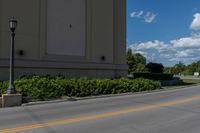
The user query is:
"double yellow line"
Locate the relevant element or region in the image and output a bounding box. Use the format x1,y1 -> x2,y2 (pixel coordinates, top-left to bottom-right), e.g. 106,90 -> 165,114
0,96 -> 200,133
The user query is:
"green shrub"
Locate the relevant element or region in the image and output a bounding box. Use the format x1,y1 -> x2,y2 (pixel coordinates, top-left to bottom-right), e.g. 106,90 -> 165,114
132,73 -> 173,80
0,80 -> 8,95
0,76 -> 161,99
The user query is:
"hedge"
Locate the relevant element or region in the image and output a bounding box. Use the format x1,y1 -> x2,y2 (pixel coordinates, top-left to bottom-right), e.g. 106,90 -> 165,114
131,73 -> 173,80
0,76 -> 161,99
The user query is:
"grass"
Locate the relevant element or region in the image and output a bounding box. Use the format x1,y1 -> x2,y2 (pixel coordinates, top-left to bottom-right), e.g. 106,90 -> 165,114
182,79 -> 200,84
162,79 -> 200,90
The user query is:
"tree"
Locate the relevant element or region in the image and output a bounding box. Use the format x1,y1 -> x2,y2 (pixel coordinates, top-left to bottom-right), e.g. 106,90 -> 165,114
164,67 -> 172,74
134,53 -> 146,65
127,48 -> 135,73
146,62 -> 164,73
182,61 -> 200,75
126,48 -> 147,74
131,63 -> 148,73
171,62 -> 186,75
171,66 -> 182,75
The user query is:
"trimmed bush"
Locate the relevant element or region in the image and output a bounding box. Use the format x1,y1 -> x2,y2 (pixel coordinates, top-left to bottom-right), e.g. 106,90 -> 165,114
132,73 -> 173,80
0,76 -> 161,99
0,80 -> 7,95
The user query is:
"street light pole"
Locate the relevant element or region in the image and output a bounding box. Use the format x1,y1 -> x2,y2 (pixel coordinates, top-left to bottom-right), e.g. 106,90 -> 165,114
7,17 -> 17,94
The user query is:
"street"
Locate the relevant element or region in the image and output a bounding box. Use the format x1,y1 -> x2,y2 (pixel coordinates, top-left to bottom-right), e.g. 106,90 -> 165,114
0,85 -> 200,133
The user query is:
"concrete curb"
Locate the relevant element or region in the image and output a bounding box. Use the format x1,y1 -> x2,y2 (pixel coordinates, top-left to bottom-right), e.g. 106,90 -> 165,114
22,84 -> 200,106
22,93 -> 134,106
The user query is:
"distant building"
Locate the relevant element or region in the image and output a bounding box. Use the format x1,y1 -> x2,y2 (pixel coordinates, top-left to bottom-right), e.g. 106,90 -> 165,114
0,0 -> 127,80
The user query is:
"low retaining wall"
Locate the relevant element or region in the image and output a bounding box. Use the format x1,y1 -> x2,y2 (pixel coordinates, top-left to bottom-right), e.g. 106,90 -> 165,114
159,79 -> 183,86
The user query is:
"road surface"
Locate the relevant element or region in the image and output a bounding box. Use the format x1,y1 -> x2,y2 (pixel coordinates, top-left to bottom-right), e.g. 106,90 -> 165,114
0,85 -> 200,133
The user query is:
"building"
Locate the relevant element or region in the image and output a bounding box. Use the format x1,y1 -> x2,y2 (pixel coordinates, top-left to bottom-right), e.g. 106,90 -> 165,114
0,0 -> 127,80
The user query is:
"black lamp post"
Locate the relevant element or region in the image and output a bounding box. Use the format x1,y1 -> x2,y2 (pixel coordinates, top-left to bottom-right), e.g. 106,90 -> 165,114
7,17 -> 17,94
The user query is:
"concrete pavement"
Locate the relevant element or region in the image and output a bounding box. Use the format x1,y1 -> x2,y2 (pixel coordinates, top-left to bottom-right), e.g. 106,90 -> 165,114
0,85 -> 200,133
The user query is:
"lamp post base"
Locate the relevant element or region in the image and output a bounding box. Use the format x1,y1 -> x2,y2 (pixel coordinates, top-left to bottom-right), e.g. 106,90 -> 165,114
2,94 -> 22,107
6,86 -> 16,94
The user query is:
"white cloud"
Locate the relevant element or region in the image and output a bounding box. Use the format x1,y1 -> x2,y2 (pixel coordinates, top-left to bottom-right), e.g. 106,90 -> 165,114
132,40 -> 163,50
171,36 -> 200,48
175,49 -> 200,59
191,32 -> 200,38
130,12 -> 137,18
130,48 -> 157,63
190,13 -> 200,30
175,51 -> 190,58
128,36 -> 200,65
137,11 -> 144,17
168,58 -> 180,62
144,12 -> 157,23
130,10 -> 157,23
132,40 -> 174,54
130,11 -> 144,18
132,50 -> 147,56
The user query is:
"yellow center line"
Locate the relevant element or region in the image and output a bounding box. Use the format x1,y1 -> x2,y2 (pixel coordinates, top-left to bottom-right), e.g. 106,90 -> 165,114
0,96 -> 200,133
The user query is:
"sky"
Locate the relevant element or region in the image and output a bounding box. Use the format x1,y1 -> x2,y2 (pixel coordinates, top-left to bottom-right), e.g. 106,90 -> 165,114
127,0 -> 200,67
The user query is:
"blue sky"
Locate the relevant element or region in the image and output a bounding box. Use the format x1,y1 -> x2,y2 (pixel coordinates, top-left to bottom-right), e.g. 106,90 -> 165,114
127,0 -> 200,66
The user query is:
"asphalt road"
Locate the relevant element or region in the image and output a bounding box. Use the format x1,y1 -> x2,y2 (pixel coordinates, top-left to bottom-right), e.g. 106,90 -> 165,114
0,85 -> 200,133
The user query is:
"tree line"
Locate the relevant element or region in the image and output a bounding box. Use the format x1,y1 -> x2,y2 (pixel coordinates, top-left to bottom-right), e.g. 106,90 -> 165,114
127,48 -> 199,75
127,48 -> 164,74
164,61 -> 200,75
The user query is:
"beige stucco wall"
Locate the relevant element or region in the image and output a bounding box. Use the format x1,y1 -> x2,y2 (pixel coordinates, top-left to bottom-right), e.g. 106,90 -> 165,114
0,0 -> 127,80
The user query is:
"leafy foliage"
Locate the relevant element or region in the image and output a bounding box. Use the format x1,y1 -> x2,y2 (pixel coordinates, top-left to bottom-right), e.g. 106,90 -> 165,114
127,48 -> 148,74
165,61 -> 200,75
170,62 -> 186,75
0,76 -> 161,99
183,61 -> 200,75
146,62 -> 164,73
